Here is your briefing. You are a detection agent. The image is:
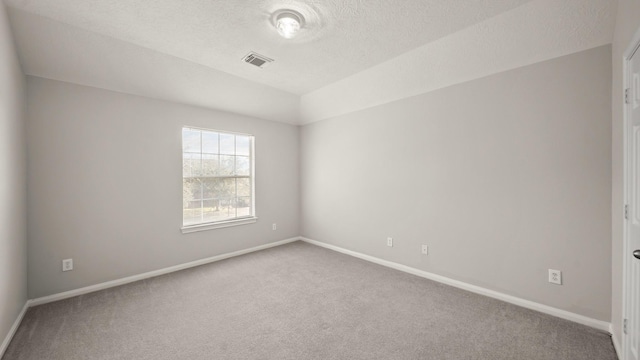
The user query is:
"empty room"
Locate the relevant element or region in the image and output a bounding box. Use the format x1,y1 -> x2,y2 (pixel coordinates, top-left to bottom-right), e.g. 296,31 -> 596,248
1,0 -> 639,359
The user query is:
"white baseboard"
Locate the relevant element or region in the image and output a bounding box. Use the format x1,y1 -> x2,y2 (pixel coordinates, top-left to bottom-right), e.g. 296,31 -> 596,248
610,324 -> 622,359
30,237 -> 300,307
0,300 -> 30,358
301,237 -> 611,333
12,235 -> 614,356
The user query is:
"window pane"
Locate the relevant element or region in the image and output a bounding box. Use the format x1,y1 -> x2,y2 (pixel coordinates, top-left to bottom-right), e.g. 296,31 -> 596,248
221,178 -> 236,198
220,133 -> 235,155
182,155 -> 192,178
216,198 -> 235,220
202,178 -> 235,200
201,154 -> 219,176
183,178 -> 202,203
183,153 -> 201,177
183,200 -> 203,226
202,178 -> 235,204
236,197 -> 251,217
204,199 -> 230,223
202,131 -> 219,154
202,199 -> 218,223
236,136 -> 250,156
236,156 -> 250,176
219,155 -> 235,175
237,178 -> 251,197
182,129 -> 201,153
202,178 -> 219,199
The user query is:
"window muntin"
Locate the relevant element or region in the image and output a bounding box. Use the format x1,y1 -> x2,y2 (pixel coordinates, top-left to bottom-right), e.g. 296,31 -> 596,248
182,127 -> 255,228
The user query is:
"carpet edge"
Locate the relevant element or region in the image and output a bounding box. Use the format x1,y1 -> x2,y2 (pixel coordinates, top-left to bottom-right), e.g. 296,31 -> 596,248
29,237 -> 302,307
300,237 -> 611,333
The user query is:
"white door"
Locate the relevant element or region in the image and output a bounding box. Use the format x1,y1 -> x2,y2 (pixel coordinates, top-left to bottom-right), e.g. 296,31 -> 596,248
625,41 -> 640,360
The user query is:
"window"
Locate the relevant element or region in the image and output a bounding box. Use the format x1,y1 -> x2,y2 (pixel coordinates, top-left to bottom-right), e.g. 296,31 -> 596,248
182,127 -> 256,232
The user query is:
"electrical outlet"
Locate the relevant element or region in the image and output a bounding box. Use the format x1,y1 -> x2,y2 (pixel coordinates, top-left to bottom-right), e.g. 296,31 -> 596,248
387,237 -> 393,247
421,245 -> 428,255
62,259 -> 73,272
272,223 -> 277,230
548,269 -> 562,285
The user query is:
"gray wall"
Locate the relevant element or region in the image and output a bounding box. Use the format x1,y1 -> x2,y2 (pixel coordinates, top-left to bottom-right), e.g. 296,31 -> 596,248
0,0 -> 26,349
301,45 -> 612,321
26,77 -> 300,298
19,38 -> 615,327
610,0 -> 640,347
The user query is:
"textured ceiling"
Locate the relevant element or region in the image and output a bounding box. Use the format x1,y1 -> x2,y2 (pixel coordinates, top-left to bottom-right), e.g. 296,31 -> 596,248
300,0 -> 616,123
7,9 -> 301,123
4,0 -> 616,124
4,0 -> 533,95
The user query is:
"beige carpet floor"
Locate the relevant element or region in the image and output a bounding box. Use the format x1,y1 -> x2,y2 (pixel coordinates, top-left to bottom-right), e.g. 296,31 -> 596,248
2,241 -> 617,359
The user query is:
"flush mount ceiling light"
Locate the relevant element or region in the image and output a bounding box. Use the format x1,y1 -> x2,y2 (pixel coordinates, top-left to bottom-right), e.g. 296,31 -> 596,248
274,10 -> 304,39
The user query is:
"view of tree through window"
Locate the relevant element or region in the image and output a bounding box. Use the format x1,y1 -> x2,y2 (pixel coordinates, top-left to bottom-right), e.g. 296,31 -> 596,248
182,127 -> 254,226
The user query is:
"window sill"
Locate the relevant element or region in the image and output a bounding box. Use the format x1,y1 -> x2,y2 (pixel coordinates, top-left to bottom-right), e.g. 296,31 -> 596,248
181,217 -> 258,234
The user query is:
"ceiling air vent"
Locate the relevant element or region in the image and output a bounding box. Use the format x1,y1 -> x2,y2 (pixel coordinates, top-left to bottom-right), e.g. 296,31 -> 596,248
242,52 -> 274,68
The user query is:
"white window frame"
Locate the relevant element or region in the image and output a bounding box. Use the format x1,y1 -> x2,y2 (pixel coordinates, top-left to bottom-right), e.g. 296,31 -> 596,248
181,126 -> 257,234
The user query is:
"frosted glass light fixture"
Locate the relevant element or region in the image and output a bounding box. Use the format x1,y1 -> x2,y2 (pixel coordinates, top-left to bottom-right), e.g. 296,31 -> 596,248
275,10 -> 304,39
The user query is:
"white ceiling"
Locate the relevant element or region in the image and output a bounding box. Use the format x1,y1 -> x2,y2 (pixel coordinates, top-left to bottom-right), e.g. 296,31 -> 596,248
4,0 -> 534,94
301,0 -> 616,122
4,0 -> 616,124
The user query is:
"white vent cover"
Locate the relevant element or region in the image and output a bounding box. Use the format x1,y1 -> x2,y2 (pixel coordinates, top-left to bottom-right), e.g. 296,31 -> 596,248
242,52 -> 274,68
